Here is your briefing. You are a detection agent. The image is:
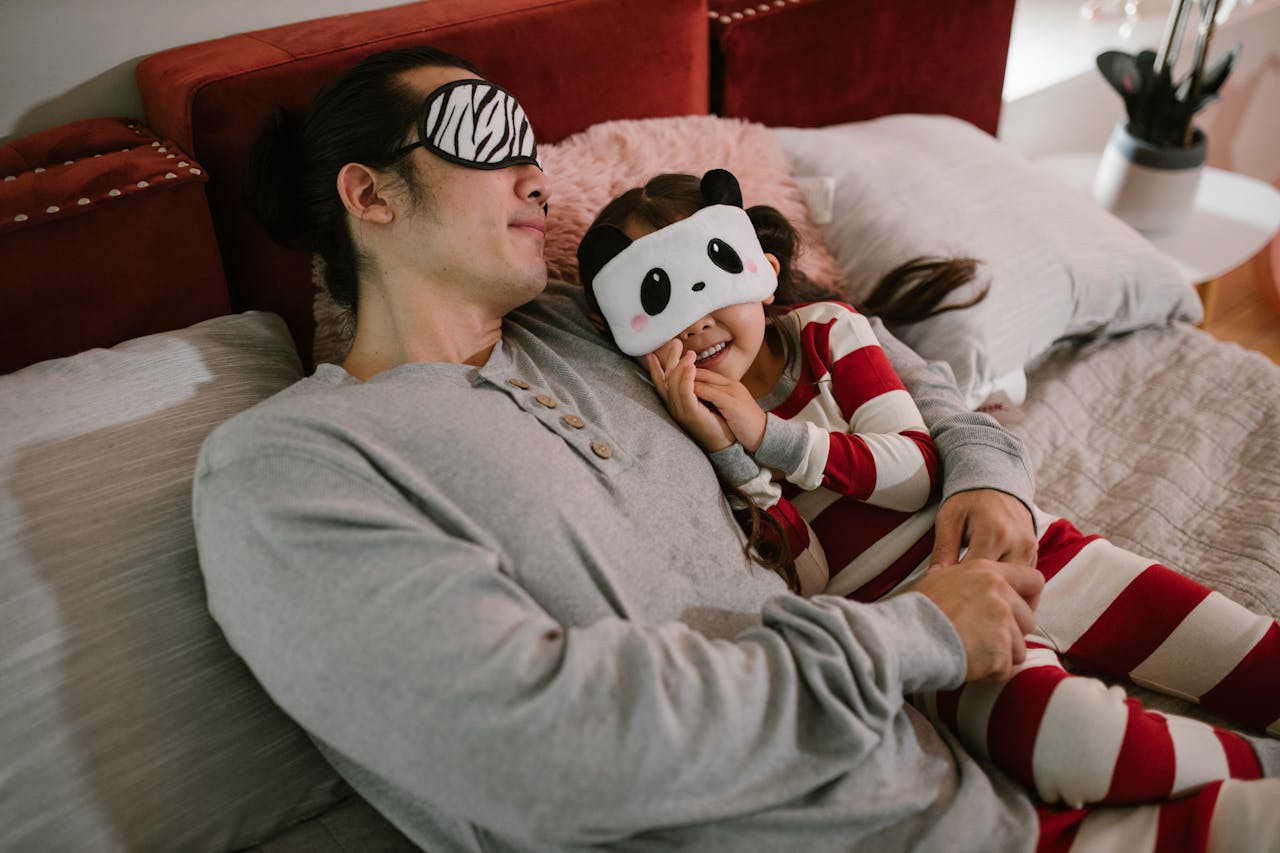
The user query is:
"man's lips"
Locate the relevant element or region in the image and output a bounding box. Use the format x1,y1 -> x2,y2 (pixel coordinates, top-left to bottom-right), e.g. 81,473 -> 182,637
510,218 -> 546,236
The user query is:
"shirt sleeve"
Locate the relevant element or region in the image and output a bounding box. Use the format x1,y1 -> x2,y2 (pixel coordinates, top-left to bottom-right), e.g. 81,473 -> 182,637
192,435 -> 966,846
706,442 -> 831,595
869,316 -> 1036,519
753,306 -> 939,513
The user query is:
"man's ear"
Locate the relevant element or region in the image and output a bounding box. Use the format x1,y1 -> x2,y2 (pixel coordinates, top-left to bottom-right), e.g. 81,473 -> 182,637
765,252 -> 781,277
336,162 -> 395,224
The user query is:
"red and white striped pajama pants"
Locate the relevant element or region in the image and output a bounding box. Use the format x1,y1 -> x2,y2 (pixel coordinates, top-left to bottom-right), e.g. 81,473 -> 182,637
910,511 -> 1280,849
1035,779 -> 1280,852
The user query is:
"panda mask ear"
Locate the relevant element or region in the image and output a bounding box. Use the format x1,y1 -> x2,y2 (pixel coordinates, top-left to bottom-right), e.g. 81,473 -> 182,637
577,225 -> 634,288
700,169 -> 744,208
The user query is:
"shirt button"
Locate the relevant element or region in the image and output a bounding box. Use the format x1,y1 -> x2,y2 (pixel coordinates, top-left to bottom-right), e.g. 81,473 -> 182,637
535,394 -> 558,408
507,378 -> 530,389
590,440 -> 613,459
561,414 -> 586,429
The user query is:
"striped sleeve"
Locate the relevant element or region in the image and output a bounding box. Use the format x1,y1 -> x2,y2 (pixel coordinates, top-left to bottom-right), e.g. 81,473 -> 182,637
757,303 -> 939,513
733,464 -> 834,596
869,315 -> 1034,512
707,443 -> 831,593
765,498 -> 830,596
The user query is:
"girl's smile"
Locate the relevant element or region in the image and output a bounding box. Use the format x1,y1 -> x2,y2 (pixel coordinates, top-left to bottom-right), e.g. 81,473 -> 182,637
675,299 -> 772,388
693,340 -> 731,366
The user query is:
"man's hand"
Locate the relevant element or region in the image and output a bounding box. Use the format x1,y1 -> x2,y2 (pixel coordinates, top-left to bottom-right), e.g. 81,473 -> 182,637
910,559 -> 1043,682
931,489 -> 1038,570
646,343 -> 735,452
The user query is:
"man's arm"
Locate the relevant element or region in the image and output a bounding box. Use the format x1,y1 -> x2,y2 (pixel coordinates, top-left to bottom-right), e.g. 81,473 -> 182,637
871,317 -> 1038,567
193,438 -> 972,845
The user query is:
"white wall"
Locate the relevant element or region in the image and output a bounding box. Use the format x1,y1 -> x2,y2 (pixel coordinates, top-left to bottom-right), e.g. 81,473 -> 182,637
1,0 -> 418,143
999,0 -> 1280,181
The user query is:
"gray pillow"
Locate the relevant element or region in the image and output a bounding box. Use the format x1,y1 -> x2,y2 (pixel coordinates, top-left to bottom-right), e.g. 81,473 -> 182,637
772,116 -> 1203,408
0,312 -> 348,851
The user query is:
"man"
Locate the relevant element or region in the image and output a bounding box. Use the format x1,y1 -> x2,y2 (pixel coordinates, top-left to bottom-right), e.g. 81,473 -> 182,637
195,48 -> 1196,852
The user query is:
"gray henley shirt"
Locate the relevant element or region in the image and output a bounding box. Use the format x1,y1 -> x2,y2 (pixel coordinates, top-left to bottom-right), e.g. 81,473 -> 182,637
192,283 -> 1038,852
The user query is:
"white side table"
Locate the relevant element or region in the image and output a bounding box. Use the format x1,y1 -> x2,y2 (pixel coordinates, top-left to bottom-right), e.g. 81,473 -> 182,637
1036,153 -> 1280,282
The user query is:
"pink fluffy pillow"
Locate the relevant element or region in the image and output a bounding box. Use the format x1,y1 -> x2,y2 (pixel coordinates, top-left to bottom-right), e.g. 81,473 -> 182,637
539,115 -> 842,288
312,115 -> 842,364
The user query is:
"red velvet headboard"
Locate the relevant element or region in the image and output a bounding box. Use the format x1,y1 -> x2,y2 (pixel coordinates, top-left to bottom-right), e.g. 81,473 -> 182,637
708,0 -> 1015,136
137,0 -> 711,365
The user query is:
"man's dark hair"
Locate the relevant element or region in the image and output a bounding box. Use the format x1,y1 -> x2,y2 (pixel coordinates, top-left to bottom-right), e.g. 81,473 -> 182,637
247,47 -> 483,313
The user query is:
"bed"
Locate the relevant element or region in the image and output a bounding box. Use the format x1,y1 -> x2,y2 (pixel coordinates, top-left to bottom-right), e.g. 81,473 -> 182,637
2,0 -> 1277,849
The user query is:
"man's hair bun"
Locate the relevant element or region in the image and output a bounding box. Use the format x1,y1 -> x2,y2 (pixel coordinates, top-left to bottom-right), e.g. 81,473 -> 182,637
245,107 -> 308,246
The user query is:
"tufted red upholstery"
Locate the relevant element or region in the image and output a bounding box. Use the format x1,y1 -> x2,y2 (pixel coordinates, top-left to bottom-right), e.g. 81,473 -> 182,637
0,118 -> 228,374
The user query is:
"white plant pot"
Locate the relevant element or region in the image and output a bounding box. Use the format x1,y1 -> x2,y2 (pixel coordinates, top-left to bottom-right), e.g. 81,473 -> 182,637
1092,122 -> 1207,236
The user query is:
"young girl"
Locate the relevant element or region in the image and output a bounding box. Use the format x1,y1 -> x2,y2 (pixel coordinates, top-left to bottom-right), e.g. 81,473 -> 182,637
576,168 -> 1280,811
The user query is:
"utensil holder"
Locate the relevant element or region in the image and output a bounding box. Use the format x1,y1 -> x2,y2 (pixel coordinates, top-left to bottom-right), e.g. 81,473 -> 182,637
1093,121 -> 1206,236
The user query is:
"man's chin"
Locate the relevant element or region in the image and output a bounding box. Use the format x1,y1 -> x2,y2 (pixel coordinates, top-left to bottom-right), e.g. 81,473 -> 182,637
507,270 -> 548,310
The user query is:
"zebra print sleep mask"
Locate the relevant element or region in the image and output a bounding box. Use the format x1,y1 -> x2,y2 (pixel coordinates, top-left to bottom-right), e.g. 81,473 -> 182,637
392,79 -> 541,170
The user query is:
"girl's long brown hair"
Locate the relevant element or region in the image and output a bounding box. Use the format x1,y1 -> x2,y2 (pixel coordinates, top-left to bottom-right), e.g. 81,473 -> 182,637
582,173 -> 987,592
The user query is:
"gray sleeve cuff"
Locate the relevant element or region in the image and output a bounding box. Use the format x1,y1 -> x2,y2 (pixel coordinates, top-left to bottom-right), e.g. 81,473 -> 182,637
753,413 -> 809,475
768,590 -> 968,695
935,425 -> 1036,517
707,442 -> 762,487
888,592 -> 968,692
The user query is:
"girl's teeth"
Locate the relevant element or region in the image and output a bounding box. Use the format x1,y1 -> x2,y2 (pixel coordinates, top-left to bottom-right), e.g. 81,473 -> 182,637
696,342 -> 726,363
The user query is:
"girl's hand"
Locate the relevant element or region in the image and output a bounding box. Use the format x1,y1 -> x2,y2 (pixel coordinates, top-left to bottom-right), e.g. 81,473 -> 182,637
689,370 -> 768,453
646,343 -> 735,452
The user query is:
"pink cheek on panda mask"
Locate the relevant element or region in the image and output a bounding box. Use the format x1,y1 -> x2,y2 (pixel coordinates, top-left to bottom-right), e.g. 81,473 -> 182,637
631,315 -> 648,332
745,259 -> 758,273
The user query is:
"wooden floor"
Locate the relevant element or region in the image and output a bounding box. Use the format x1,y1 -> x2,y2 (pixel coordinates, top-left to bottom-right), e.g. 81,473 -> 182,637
1200,249 -> 1280,364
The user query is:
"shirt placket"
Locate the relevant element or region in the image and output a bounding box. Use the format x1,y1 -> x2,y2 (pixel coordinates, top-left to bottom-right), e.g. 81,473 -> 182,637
477,370 -> 629,475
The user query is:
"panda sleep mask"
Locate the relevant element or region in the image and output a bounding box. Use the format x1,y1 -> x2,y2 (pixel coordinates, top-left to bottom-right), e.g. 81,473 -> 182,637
392,79 -> 541,171
578,171 -> 777,357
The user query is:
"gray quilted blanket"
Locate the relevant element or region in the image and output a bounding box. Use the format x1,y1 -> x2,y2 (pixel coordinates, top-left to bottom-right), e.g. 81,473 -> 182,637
1015,323 -> 1280,723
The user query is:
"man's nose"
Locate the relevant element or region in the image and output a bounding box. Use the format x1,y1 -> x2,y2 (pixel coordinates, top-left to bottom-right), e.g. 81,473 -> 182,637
518,163 -> 552,207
